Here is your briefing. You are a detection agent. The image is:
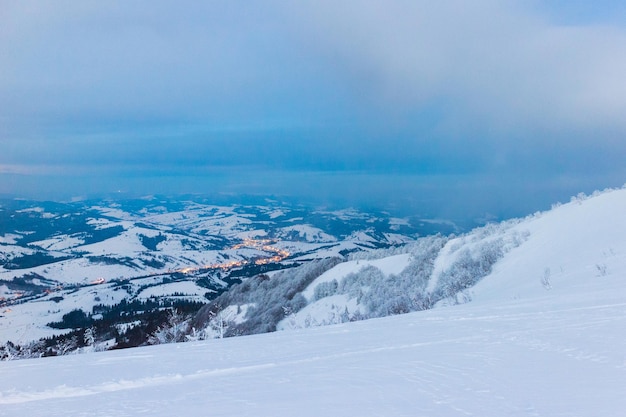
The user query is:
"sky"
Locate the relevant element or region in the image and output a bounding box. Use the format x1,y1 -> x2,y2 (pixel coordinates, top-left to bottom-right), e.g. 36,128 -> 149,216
1,1 -> 626,220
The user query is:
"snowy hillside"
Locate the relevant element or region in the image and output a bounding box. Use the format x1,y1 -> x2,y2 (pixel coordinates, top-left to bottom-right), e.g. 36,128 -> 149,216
469,191 -> 626,304
270,188 -> 626,330
0,264 -> 624,416
0,188 -> 625,415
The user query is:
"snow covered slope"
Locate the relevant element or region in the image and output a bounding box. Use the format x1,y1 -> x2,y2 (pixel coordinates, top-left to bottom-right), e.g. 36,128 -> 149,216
470,190 -> 626,304
0,280 -> 624,416
0,188 -> 625,416
278,188 -> 626,328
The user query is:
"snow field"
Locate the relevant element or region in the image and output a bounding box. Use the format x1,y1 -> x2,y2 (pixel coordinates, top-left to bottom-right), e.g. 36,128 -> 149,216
0,293 -> 624,416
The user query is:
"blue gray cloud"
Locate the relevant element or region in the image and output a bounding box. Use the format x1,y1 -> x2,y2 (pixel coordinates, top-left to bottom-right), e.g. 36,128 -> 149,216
1,1 -> 626,218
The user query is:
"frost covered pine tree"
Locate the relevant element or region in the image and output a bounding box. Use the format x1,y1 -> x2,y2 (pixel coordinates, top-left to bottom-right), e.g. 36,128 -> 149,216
83,327 -> 95,352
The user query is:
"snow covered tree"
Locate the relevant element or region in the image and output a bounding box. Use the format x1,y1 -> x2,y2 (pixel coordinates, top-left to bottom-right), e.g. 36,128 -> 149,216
58,335 -> 79,355
211,309 -> 235,339
84,327 -> 95,348
0,341 -> 20,361
148,310 -> 189,345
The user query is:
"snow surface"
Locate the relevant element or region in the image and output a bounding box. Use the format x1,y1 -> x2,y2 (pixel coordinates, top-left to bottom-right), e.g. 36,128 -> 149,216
1,189 -> 626,416
1,290 -> 624,416
277,225 -> 337,243
0,244 -> 34,262
28,235 -> 85,251
268,208 -> 287,219
0,234 -> 21,245
470,190 -> 626,304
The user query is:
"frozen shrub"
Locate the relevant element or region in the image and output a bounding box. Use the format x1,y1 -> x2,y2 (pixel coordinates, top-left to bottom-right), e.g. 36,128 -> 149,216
323,235 -> 447,319
433,235 -> 517,304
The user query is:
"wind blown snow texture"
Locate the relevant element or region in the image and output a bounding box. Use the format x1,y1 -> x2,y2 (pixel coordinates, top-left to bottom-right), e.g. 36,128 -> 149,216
1,188 -> 625,416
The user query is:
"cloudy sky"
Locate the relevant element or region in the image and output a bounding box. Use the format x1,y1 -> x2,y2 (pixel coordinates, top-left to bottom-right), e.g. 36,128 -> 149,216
2,1 -> 626,219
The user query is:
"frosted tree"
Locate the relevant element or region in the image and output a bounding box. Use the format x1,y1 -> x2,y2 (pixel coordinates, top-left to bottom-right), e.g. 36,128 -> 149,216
209,309 -> 235,339
58,335 -> 79,355
0,341 -> 19,361
83,327 -> 95,350
148,310 -> 189,345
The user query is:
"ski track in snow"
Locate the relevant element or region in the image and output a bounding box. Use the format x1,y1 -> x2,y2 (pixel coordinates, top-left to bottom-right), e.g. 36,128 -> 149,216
1,298 -> 625,416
